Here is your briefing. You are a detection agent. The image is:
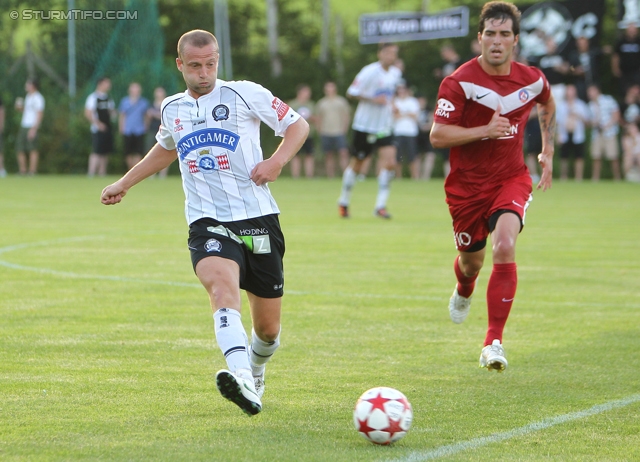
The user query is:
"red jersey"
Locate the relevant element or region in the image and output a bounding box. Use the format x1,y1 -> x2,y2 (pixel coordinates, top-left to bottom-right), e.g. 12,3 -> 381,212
434,58 -> 550,198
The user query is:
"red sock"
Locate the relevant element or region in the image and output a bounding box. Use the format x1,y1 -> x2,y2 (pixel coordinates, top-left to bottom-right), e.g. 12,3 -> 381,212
484,262 -> 517,346
454,255 -> 478,298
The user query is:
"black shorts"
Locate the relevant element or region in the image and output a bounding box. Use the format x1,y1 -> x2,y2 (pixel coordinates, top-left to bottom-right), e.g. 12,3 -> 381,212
92,130 -> 114,155
124,134 -> 146,155
188,214 -> 285,298
560,133 -> 585,159
296,137 -> 315,156
351,130 -> 394,160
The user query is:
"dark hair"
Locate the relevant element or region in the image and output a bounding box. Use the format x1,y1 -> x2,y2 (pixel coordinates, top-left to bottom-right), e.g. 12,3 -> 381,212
378,42 -> 397,52
27,79 -> 39,90
177,30 -> 218,58
478,2 -> 521,36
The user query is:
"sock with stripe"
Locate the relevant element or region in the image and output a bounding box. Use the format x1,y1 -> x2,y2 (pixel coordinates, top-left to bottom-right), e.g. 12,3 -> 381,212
374,169 -> 394,210
250,328 -> 280,377
213,308 -> 251,373
484,262 -> 517,346
338,166 -> 356,206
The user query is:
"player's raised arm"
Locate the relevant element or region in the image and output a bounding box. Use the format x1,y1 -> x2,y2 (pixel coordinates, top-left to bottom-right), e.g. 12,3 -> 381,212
536,94 -> 556,191
100,143 -> 176,205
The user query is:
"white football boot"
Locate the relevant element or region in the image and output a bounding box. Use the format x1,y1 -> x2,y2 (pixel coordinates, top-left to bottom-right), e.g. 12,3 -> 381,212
253,370 -> 265,399
449,287 -> 472,324
216,368 -> 262,416
479,339 -> 508,372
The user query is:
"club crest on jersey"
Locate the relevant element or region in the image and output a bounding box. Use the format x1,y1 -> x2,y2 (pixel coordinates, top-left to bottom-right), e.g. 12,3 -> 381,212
212,104 -> 230,121
435,98 -> 455,118
187,148 -> 231,174
204,238 -> 222,252
176,128 -> 240,161
519,89 -> 530,102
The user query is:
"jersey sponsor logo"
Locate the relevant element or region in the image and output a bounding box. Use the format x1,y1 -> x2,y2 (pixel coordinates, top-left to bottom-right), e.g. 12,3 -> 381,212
477,92 -> 490,100
192,116 -> 206,126
519,89 -> 530,102
204,238 -> 222,252
212,104 -> 230,121
238,227 -> 269,236
174,125 -> 184,132
272,97 -> 290,121
175,118 -> 180,125
176,128 -> 240,161
435,98 -> 455,118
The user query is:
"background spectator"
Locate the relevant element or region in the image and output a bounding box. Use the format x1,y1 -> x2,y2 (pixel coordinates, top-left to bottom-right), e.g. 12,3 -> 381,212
392,83 -> 421,179
146,86 -> 169,178
288,84 -> 316,178
119,82 -> 149,170
622,121 -> 640,181
15,79 -> 45,176
556,84 -> 590,181
568,36 -> 602,102
612,23 -> 640,98
587,84 -> 622,181
85,77 -> 116,177
315,81 -> 350,178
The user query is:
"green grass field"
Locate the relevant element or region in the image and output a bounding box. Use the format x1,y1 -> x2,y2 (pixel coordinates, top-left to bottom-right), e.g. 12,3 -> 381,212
1,175 -> 639,461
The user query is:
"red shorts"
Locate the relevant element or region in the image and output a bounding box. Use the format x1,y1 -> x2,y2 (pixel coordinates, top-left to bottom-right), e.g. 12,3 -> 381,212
446,173 -> 533,252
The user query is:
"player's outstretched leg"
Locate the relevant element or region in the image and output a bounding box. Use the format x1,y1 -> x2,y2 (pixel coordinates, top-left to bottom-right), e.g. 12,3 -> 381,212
216,369 -> 262,415
479,339 -> 508,372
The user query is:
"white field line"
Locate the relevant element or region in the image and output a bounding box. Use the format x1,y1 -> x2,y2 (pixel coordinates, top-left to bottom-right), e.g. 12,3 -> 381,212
385,394 -> 640,462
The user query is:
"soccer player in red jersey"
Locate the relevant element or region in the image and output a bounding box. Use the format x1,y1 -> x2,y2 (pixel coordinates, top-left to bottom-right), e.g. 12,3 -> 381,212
430,1 -> 556,371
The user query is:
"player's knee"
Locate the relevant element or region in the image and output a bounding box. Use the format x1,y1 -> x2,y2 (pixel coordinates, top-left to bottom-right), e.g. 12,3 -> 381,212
492,239 -> 516,261
254,324 -> 280,343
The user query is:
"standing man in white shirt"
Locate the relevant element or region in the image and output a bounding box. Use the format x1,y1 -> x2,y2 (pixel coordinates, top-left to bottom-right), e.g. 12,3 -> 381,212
338,42 -> 402,219
392,82 -> 421,179
100,30 -> 309,416
15,79 -> 45,175
587,84 -> 621,181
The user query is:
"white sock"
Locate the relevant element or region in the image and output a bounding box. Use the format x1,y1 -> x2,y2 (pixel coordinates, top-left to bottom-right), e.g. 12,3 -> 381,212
213,308 -> 251,373
375,169 -> 394,210
250,328 -> 280,376
338,167 -> 357,206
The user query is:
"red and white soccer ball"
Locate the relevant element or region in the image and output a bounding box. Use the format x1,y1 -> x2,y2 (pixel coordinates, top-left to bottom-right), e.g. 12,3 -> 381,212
353,387 -> 413,445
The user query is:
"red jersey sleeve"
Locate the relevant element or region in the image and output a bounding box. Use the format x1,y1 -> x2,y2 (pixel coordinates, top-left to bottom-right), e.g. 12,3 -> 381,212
533,67 -> 551,104
433,76 -> 467,125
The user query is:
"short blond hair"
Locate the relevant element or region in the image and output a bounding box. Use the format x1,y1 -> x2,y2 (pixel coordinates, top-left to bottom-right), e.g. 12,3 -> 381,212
177,30 -> 218,58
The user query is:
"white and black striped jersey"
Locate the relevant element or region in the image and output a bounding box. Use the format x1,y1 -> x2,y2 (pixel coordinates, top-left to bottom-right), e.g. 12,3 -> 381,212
156,80 -> 301,224
347,62 -> 402,135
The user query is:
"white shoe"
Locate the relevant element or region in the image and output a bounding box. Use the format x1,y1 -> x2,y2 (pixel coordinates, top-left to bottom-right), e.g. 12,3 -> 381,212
479,339 -> 508,372
254,372 -> 265,399
216,369 -> 262,415
449,288 -> 472,324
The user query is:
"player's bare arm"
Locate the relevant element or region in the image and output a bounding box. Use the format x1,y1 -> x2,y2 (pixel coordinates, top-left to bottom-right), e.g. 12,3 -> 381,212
101,143 -> 176,205
251,118 -> 309,186
536,95 -> 556,191
430,106 -> 511,148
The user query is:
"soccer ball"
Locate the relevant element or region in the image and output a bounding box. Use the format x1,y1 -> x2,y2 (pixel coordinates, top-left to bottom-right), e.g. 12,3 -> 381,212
353,387 -> 413,445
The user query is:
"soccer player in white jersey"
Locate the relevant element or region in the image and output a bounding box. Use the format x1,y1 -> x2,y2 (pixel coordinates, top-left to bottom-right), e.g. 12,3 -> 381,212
101,30 -> 309,416
338,42 -> 402,219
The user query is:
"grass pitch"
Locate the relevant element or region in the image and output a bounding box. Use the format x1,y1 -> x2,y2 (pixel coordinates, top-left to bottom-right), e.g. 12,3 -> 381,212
1,175 -> 639,461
